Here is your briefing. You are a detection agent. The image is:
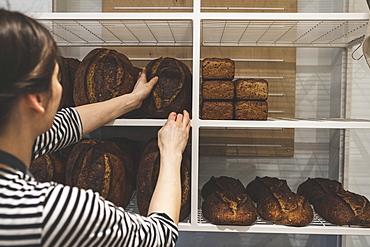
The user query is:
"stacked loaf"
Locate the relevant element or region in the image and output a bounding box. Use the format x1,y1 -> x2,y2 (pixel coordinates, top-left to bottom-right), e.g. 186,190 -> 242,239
246,176 -> 313,226
201,58 -> 268,120
234,78 -> 268,120
201,58 -> 235,120
298,178 -> 370,226
201,176 -> 257,225
136,138 -> 191,221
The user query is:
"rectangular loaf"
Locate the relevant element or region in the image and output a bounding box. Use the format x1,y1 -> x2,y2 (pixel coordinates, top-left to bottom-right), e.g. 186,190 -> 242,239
235,78 -> 268,100
202,80 -> 235,100
234,100 -> 268,120
201,101 -> 233,120
202,58 -> 235,80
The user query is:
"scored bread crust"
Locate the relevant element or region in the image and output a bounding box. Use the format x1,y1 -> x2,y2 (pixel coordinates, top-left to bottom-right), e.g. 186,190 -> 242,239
73,48 -> 136,107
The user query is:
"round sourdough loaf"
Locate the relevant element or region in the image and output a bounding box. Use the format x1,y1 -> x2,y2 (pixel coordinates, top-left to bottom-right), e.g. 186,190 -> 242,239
73,48 -> 136,108
65,139 -> 132,208
141,57 -> 192,118
246,176 -> 313,227
202,189 -> 257,225
136,138 -> 191,221
298,178 -> 370,226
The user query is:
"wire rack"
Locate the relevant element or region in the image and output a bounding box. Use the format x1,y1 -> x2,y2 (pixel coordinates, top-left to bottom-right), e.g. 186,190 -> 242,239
195,199 -> 370,235
124,192 -> 370,235
36,13 -> 369,47
201,20 -> 368,47
39,19 -> 193,46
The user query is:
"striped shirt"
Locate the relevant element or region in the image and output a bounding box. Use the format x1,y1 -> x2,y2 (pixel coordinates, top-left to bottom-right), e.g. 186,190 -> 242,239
0,108 -> 178,247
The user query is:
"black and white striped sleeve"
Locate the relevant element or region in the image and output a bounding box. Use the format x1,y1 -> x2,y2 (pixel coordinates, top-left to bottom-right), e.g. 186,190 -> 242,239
32,108 -> 83,159
42,185 -> 178,247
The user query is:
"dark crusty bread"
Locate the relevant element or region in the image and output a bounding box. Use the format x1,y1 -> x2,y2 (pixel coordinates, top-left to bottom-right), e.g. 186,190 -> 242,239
246,176 -> 291,203
30,144 -> 75,184
297,177 -> 343,204
256,191 -> 313,227
65,139 -> 130,208
57,56 -> 81,109
202,58 -> 235,80
201,176 -> 246,199
136,138 -> 191,221
246,176 -> 313,226
202,189 -> 257,225
201,101 -> 233,120
73,48 -> 136,108
202,80 -> 234,100
107,137 -> 140,207
234,100 -> 268,120
30,153 -> 65,184
235,78 -> 268,101
140,57 -> 192,118
298,178 -> 370,226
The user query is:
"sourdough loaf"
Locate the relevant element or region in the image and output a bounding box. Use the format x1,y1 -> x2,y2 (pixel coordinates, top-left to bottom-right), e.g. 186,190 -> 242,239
201,176 -> 257,225
30,144 -> 75,184
202,58 -> 235,80
73,48 -> 136,108
202,189 -> 257,225
30,153 -> 65,184
298,178 -> 370,226
136,138 -> 191,221
246,176 -> 313,226
140,57 -> 192,118
65,139 -> 131,208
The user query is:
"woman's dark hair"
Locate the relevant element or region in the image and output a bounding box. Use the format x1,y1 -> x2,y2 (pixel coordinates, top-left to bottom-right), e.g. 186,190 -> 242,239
0,9 -> 58,131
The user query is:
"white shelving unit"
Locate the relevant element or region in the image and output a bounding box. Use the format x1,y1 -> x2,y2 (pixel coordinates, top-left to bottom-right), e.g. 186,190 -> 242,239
36,8 -> 370,236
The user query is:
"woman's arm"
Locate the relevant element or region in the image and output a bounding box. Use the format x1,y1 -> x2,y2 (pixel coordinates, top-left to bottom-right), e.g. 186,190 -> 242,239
148,110 -> 191,225
74,68 -> 158,136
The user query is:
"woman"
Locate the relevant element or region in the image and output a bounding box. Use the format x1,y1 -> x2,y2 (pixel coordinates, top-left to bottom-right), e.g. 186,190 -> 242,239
0,8 -> 190,247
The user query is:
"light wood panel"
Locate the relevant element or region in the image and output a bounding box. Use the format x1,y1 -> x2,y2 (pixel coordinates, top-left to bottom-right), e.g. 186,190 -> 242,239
200,128 -> 295,156
201,0 -> 297,12
103,0 -> 296,13
113,46 -> 193,69
103,0 -> 193,12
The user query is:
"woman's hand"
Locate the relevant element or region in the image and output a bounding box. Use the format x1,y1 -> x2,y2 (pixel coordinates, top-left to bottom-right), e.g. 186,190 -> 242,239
130,68 -> 158,109
157,110 -> 191,156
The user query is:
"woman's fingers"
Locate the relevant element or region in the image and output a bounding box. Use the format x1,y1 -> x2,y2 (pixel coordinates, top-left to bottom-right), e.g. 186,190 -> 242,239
168,112 -> 177,121
175,112 -> 183,123
183,110 -> 191,129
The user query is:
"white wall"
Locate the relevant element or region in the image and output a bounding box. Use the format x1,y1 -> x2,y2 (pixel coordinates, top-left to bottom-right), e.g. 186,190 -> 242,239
0,0 -> 52,13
